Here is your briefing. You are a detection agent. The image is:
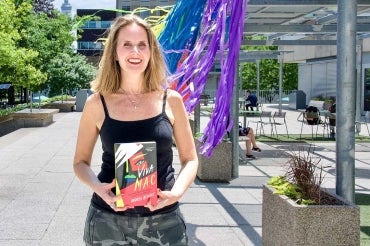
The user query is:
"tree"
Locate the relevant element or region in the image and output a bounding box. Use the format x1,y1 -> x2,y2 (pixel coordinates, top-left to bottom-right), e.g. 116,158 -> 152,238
46,53 -> 97,97
18,10 -> 75,75
0,0 -> 46,93
240,37 -> 298,92
32,0 -> 55,16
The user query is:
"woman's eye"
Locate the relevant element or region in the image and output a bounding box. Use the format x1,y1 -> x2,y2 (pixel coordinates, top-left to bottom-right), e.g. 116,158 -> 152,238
138,43 -> 147,50
123,43 -> 132,48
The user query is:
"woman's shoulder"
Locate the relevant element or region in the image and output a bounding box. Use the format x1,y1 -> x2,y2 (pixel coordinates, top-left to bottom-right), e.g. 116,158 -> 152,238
164,89 -> 184,113
84,92 -> 103,110
86,92 -> 100,103
165,88 -> 182,100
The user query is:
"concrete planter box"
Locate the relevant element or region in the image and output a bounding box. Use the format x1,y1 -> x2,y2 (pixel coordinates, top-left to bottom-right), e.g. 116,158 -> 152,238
262,185 -> 360,246
42,101 -> 75,112
0,109 -> 59,137
196,140 -> 232,182
12,108 -> 59,127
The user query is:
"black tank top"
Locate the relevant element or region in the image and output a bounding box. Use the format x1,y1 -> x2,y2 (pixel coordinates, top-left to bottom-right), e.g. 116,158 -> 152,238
91,90 -> 178,216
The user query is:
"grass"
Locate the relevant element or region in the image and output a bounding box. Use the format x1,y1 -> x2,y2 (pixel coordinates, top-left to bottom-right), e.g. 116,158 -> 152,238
356,193 -> 370,246
256,134 -> 370,143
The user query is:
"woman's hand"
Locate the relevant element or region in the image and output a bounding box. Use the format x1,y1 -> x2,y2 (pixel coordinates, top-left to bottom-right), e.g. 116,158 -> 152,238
145,189 -> 181,211
98,179 -> 133,212
94,179 -> 117,206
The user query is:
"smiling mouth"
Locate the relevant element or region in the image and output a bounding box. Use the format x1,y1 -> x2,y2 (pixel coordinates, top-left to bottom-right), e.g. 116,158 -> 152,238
128,58 -> 142,64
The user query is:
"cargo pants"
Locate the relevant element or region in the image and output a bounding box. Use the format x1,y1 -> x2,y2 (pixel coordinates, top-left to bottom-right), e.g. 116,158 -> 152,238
83,205 -> 188,246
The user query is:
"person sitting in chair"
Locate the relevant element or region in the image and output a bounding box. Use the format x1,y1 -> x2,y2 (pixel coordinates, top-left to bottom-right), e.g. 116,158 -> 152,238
239,125 -> 262,159
245,90 -> 258,111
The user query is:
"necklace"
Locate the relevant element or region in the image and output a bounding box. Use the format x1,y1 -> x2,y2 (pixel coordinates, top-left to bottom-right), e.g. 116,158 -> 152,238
120,88 -> 143,110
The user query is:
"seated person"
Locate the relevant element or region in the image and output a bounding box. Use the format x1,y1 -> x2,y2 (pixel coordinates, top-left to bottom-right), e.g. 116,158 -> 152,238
328,103 -> 336,138
245,90 -> 258,111
239,125 -> 261,159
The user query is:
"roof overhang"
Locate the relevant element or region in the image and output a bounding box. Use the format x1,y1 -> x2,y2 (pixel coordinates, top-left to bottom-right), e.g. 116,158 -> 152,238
243,0 -> 370,46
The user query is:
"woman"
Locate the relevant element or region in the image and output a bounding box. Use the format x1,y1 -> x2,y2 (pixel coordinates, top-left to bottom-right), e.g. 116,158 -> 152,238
73,14 -> 198,245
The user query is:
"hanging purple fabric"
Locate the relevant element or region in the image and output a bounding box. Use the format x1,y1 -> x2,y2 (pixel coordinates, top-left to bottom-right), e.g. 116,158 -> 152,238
168,0 -> 247,156
200,0 -> 248,157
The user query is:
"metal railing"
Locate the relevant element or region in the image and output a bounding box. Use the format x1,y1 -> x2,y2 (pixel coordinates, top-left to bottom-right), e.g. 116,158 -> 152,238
203,89 -> 295,104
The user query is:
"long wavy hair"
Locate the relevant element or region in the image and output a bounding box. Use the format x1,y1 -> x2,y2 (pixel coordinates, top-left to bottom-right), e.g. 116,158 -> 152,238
91,14 -> 168,94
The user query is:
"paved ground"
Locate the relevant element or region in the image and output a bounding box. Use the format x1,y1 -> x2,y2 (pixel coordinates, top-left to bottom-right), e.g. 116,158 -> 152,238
0,104 -> 369,245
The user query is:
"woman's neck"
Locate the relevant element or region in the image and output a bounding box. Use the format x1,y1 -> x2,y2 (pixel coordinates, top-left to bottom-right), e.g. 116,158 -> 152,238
120,74 -> 144,94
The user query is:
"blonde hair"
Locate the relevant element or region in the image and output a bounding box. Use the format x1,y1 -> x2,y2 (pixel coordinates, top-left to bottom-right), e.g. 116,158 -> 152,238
91,14 -> 168,94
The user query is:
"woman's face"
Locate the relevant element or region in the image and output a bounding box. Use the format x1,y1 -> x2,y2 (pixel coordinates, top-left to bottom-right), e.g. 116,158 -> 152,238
115,23 -> 151,75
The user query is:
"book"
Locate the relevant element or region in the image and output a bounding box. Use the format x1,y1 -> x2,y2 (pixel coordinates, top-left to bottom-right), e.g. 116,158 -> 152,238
114,141 -> 158,207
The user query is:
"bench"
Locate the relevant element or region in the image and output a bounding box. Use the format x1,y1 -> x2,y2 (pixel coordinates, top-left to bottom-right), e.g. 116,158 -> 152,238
200,94 -> 210,106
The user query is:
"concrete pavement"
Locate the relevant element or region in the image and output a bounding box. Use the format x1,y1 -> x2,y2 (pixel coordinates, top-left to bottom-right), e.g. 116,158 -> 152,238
0,105 -> 369,245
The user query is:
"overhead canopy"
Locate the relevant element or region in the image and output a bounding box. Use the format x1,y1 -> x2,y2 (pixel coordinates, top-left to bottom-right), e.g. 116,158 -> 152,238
0,84 -> 12,90
243,0 -> 370,46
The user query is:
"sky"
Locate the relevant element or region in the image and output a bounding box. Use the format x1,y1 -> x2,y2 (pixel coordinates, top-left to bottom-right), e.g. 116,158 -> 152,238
53,0 -> 116,15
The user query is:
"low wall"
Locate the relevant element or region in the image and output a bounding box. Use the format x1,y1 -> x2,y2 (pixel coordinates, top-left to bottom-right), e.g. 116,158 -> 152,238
42,101 -> 75,112
0,109 -> 59,137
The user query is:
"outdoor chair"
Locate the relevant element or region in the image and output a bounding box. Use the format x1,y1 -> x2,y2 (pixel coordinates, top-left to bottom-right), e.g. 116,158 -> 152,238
271,111 -> 289,138
299,111 -> 326,139
255,111 -> 273,136
355,111 -> 370,136
324,112 -> 336,138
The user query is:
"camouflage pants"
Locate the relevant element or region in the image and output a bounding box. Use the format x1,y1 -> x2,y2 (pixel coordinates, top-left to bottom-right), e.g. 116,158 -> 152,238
83,205 -> 188,246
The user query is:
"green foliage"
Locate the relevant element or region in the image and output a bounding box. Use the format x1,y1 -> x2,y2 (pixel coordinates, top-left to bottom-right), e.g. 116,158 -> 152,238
241,60 -> 298,91
0,95 -> 74,117
240,38 -> 298,91
268,176 -> 315,205
46,53 -> 96,97
0,0 -> 94,98
0,0 -> 46,89
267,148 -> 325,205
17,9 -> 76,73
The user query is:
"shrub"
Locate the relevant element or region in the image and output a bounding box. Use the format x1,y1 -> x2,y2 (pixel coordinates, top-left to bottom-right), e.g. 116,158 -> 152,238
268,147 -> 342,205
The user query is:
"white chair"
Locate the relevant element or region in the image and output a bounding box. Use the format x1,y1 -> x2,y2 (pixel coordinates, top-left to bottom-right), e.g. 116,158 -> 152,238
255,111 -> 273,136
271,111 -> 289,138
324,112 -> 336,138
355,111 -> 370,136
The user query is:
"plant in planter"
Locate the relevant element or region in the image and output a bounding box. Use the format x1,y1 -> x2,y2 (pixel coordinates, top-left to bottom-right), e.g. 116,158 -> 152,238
262,147 -> 360,245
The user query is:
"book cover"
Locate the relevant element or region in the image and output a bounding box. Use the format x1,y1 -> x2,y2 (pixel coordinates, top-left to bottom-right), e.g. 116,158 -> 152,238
114,141 -> 158,207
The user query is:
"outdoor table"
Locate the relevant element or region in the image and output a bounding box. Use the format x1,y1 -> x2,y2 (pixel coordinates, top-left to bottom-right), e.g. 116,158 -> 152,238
239,110 -> 262,128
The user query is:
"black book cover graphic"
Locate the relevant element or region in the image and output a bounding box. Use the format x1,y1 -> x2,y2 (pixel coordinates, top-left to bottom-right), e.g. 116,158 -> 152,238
114,142 -> 157,207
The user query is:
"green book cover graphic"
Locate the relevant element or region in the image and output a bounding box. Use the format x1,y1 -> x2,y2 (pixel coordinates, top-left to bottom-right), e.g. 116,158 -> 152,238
114,142 -> 157,207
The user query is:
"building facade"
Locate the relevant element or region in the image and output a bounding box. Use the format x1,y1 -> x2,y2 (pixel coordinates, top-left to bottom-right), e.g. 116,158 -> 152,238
76,0 -> 176,65
76,9 -> 117,65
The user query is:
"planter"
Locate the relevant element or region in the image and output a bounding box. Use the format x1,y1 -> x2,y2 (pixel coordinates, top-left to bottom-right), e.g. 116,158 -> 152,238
196,140 -> 232,182
12,108 -> 59,127
262,185 -> 360,246
42,101 -> 75,112
0,114 -> 13,124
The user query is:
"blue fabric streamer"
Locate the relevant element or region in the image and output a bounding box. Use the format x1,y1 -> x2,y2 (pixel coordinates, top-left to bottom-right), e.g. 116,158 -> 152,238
158,0 -> 207,73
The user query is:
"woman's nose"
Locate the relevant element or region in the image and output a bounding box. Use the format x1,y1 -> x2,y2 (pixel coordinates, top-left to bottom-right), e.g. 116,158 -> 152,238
132,45 -> 139,53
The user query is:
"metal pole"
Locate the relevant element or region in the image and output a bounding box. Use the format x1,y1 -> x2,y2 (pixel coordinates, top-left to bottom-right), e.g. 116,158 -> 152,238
336,0 -> 357,202
256,59 -> 260,99
194,103 -> 200,135
278,55 -> 283,113
356,41 -> 363,121
30,90 -> 33,113
231,62 -> 240,178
